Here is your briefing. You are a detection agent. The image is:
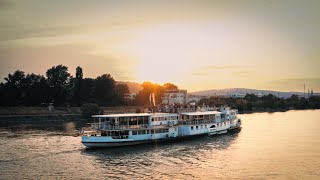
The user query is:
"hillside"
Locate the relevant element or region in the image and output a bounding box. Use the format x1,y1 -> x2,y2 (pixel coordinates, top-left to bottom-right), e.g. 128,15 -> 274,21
189,88 -> 318,98
116,81 -> 142,93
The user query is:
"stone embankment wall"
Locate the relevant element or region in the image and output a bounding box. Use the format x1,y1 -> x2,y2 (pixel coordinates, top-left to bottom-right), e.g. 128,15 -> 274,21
0,106 -> 144,124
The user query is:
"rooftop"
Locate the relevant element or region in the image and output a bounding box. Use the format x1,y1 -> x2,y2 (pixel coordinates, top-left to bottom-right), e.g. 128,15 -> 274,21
92,113 -> 151,118
92,112 -> 178,118
180,111 -> 221,116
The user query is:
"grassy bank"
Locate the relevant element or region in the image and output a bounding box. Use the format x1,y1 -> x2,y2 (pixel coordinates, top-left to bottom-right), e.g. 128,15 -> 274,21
0,106 -> 144,116
0,106 -> 144,124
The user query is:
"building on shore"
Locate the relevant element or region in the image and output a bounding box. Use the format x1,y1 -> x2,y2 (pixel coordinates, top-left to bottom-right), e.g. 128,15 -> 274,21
124,93 -> 136,100
186,94 -> 204,104
162,89 -> 187,105
229,93 -> 246,98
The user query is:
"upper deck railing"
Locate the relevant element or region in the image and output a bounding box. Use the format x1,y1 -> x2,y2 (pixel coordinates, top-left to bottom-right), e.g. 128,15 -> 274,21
89,123 -> 151,130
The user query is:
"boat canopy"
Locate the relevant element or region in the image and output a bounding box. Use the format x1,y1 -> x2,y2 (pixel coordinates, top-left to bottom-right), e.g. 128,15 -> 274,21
180,111 -> 221,116
151,113 -> 178,117
92,113 -> 151,118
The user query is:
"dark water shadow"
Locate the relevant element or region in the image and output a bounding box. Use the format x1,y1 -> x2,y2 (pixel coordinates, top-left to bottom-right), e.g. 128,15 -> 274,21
81,130 -> 241,159
0,120 -> 90,137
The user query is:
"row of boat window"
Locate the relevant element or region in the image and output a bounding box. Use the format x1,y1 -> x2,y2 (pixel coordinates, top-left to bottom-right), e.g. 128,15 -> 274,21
132,129 -> 169,135
190,122 -> 230,130
217,122 -> 229,127
191,125 -> 207,130
151,116 -> 178,121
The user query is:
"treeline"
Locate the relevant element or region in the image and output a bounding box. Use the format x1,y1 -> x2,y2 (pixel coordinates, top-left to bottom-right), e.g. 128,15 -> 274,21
0,65 -> 130,107
198,94 -> 320,112
135,81 -> 178,106
0,64 -> 180,107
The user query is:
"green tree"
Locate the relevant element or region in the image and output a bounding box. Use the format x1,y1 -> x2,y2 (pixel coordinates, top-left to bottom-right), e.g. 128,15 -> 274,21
163,83 -> 178,90
94,74 -> 116,106
24,73 -> 49,106
80,103 -> 101,118
76,66 -> 83,79
135,82 -> 168,106
308,96 -> 320,108
80,78 -> 95,104
2,70 -> 26,106
288,94 -> 299,108
245,94 -> 259,102
114,83 -> 130,105
72,66 -> 83,106
46,65 -> 71,106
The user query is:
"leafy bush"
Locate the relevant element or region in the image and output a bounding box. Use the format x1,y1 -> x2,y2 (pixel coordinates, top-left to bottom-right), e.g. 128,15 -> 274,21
80,103 -> 101,118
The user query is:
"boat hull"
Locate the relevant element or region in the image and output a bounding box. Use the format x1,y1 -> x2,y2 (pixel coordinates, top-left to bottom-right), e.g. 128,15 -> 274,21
82,140 -> 152,148
81,127 -> 242,148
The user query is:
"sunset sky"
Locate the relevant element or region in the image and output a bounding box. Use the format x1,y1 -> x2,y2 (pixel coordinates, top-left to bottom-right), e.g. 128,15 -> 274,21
0,0 -> 319,92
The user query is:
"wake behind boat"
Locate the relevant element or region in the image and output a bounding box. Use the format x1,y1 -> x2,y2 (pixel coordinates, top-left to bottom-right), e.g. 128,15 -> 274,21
81,106 -> 241,148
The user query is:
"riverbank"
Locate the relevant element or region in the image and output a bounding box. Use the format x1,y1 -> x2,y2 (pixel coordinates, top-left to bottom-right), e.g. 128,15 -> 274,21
0,106 -> 143,125
0,106 -> 317,124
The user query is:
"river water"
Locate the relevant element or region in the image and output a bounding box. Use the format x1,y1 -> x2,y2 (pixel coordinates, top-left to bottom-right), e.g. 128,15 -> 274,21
0,110 -> 319,179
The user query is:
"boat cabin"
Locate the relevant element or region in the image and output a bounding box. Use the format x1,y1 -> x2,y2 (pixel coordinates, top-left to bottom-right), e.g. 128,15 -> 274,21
179,111 -> 222,125
92,113 -> 151,130
150,113 -> 179,127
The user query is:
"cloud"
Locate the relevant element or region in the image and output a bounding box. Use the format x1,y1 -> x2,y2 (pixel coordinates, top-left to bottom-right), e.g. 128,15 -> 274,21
192,65 -> 242,76
0,43 -> 134,82
0,0 -> 13,9
0,25 -> 85,42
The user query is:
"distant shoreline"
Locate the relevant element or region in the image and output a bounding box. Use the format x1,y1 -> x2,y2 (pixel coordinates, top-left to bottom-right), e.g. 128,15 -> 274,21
0,106 -> 317,121
0,106 -> 142,124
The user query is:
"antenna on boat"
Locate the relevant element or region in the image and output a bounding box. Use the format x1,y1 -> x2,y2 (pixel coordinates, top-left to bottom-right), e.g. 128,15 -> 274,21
304,83 -> 305,98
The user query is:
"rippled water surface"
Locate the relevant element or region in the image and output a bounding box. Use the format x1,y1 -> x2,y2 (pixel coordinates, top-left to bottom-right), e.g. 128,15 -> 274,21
1,110 -> 320,179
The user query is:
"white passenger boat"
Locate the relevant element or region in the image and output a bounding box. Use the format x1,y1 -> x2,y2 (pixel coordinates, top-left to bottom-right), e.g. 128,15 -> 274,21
81,107 -> 241,148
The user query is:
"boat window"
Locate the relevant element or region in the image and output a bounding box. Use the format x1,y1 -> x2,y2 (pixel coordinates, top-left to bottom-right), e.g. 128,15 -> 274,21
210,125 -> 216,128
151,118 -> 154,122
165,129 -> 169,133
196,126 -> 198,130
191,126 -> 194,130
132,131 -> 137,135
205,125 -> 207,128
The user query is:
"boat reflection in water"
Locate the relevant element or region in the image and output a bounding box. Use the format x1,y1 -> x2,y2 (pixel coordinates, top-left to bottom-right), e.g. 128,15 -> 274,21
81,130 -> 241,179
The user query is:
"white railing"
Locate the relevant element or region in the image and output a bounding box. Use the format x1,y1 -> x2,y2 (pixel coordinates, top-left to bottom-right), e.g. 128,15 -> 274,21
89,123 -> 150,130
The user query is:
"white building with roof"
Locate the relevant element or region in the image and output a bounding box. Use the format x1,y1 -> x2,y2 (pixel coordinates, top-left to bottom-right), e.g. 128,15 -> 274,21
162,89 -> 187,105
229,93 -> 246,98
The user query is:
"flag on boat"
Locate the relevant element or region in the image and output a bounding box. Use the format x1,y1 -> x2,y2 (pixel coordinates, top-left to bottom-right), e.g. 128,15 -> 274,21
149,93 -> 152,104
152,93 -> 156,106
80,128 -> 84,135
